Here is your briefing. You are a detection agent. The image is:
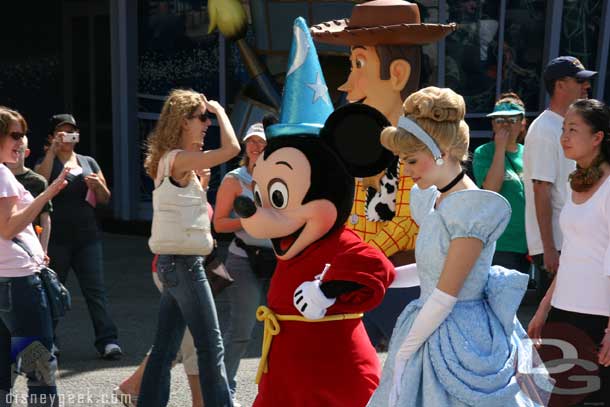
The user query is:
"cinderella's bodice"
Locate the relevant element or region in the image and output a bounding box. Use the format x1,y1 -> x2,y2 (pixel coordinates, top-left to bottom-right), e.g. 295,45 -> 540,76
411,185 -> 510,301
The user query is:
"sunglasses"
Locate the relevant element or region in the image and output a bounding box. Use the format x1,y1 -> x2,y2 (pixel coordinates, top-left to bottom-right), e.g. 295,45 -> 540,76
8,132 -> 26,140
492,117 -> 521,125
189,112 -> 212,122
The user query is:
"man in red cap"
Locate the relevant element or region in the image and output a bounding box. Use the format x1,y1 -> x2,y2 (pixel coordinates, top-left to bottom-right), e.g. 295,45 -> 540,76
311,0 -> 455,348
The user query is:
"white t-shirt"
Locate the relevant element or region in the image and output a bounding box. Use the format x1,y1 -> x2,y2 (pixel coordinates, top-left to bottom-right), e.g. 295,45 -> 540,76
0,164 -> 45,277
523,109 -> 576,255
552,176 -> 610,317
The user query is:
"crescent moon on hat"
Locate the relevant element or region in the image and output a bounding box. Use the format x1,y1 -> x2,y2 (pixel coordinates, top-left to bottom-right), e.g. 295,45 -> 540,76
286,25 -> 310,77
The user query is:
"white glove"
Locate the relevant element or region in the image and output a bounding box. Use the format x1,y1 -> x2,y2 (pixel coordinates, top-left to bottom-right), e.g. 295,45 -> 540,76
389,288 -> 457,404
293,280 -> 336,320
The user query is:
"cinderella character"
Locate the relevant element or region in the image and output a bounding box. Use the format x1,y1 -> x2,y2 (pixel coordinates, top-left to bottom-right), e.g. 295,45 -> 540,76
368,87 -> 552,407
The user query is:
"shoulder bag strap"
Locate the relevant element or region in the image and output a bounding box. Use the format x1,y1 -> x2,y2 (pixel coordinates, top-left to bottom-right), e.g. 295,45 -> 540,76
156,150 -> 181,187
12,237 -> 35,258
12,237 -> 43,267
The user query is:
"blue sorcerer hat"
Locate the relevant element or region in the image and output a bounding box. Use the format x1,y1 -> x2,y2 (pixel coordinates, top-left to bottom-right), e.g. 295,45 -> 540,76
267,17 -> 333,138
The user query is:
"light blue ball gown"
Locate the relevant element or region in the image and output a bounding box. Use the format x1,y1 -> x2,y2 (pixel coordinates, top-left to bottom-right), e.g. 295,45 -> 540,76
368,186 -> 553,407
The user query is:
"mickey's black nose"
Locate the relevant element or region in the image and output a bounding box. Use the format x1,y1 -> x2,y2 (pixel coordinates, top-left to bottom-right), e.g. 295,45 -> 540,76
233,195 -> 257,219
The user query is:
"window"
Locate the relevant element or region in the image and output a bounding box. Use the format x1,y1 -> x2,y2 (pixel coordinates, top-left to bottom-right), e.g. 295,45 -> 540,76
560,0 -> 602,72
445,0 -> 500,113
137,0 -> 221,98
501,0 -> 547,112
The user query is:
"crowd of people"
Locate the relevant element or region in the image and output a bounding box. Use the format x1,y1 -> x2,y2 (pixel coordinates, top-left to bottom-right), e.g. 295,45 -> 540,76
0,38 -> 608,407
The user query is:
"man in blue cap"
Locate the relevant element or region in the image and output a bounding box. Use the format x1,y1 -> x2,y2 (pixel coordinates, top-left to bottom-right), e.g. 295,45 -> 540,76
523,56 -> 597,301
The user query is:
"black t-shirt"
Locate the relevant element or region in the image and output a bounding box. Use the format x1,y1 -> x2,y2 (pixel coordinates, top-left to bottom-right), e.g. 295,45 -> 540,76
49,154 -> 102,244
15,169 -> 52,226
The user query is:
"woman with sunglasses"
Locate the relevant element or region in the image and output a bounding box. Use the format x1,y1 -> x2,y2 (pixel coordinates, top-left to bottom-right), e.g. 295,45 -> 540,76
139,89 -> 239,407
473,92 -> 530,276
213,121 -> 273,406
0,107 -> 69,406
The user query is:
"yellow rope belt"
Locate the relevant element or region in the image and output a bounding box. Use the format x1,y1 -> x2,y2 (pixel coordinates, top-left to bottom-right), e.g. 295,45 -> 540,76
255,305 -> 363,384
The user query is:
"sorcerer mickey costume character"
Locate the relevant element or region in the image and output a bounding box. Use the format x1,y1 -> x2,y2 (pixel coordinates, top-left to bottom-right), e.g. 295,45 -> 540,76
232,17 -> 395,407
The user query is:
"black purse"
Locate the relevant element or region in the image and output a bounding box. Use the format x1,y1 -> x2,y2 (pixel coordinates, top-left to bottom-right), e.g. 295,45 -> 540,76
203,246 -> 234,296
12,238 -> 72,320
234,237 -> 277,279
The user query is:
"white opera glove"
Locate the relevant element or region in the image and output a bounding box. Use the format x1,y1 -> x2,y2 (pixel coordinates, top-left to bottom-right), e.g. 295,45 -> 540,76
389,288 -> 457,406
293,280 -> 336,320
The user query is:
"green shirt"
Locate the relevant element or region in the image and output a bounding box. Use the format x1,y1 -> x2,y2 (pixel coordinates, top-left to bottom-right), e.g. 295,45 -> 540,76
472,142 -> 526,253
15,169 -> 52,227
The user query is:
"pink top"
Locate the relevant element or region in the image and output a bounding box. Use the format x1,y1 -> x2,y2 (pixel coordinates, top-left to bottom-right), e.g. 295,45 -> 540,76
0,164 -> 45,277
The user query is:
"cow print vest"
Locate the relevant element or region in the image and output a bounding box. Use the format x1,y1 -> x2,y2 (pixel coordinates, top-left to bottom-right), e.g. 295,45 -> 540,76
365,157 -> 399,222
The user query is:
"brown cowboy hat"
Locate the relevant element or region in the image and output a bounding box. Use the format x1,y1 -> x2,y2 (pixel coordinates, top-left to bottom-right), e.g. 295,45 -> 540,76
310,0 -> 456,46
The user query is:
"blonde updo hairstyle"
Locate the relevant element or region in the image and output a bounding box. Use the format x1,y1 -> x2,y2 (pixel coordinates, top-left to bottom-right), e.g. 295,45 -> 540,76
144,89 -> 205,179
380,87 -> 469,162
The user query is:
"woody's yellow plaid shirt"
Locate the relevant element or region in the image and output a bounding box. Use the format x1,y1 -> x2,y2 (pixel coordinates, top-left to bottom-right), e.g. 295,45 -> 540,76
346,161 -> 418,258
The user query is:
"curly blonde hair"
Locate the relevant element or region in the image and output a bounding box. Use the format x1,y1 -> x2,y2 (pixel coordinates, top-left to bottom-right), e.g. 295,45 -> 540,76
380,86 -> 470,162
144,89 -> 205,179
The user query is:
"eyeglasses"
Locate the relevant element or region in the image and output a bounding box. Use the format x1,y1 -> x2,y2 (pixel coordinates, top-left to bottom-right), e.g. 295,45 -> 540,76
492,117 -> 521,125
245,138 -> 266,146
189,112 -> 211,123
8,132 -> 26,140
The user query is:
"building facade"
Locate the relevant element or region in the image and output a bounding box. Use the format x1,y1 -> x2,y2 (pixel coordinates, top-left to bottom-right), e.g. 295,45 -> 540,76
1,0 -> 609,221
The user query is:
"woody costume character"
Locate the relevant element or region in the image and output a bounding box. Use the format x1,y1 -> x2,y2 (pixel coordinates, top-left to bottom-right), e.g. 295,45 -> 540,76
311,0 -> 455,346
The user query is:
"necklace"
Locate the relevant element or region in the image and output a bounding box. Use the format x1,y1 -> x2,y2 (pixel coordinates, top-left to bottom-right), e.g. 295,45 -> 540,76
569,154 -> 605,192
438,170 -> 465,193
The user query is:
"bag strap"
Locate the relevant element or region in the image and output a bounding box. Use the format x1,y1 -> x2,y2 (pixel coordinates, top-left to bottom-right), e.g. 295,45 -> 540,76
12,237 -> 43,267
155,149 -> 182,187
12,237 -> 35,258
234,236 -> 249,251
163,149 -> 181,178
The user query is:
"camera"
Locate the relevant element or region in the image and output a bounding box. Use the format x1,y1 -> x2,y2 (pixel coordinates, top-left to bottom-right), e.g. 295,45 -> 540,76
62,132 -> 80,143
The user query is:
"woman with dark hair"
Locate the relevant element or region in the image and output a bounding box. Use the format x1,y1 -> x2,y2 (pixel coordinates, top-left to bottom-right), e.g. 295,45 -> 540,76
528,98 -> 610,406
0,107 -> 68,406
35,113 -> 120,359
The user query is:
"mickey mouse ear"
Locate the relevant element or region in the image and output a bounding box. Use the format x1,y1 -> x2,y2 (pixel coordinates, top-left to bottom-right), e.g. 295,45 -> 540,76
320,103 -> 394,177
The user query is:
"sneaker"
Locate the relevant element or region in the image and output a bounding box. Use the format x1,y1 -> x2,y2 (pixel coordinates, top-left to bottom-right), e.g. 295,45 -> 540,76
101,343 -> 123,360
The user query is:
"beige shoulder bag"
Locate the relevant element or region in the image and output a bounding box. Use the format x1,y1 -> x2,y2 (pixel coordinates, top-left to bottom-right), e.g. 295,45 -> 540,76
148,150 -> 214,256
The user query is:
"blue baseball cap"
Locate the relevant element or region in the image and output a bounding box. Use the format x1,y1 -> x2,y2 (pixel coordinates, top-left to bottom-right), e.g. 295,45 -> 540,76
486,101 -> 525,117
543,56 -> 597,82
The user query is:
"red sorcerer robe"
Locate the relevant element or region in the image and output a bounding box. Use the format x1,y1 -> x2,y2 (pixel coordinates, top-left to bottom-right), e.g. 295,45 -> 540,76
253,226 -> 395,407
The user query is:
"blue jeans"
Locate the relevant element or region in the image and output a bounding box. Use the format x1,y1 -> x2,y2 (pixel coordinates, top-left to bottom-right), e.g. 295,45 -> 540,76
363,286 -> 420,348
0,274 -> 58,407
138,255 -> 232,407
49,240 -> 118,353
215,252 -> 269,396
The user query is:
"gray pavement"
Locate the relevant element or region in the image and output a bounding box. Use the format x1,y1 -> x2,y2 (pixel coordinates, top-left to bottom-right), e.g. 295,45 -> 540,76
10,233 -> 537,406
